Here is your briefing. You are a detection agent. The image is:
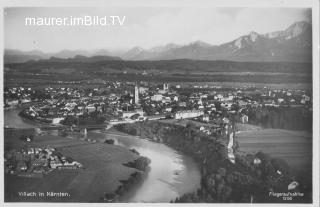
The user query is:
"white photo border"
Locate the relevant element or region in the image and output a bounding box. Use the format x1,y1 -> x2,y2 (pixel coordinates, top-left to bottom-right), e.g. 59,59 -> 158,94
0,1 -> 319,207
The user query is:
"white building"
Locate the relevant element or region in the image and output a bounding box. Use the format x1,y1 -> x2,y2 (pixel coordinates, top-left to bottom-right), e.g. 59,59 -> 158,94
164,107 -> 172,112
52,117 -> 64,124
85,105 -> 96,113
6,99 -> 19,106
174,110 -> 204,119
151,94 -> 163,102
202,114 -> 210,122
215,94 -> 223,100
240,114 -> 249,124
138,87 -> 148,94
21,98 -> 31,103
161,96 -> 171,103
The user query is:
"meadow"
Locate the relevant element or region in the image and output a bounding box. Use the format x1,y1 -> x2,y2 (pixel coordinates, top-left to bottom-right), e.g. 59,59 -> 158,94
236,128 -> 312,177
5,132 -> 139,202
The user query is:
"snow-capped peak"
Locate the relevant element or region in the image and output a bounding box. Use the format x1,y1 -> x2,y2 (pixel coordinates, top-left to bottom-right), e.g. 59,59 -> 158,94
263,21 -> 311,40
283,21 -> 310,39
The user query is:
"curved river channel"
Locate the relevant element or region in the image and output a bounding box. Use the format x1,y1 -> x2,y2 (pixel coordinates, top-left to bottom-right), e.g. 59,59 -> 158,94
4,109 -> 201,203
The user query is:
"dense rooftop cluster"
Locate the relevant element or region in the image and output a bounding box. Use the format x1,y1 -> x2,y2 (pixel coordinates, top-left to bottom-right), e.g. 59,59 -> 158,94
4,81 -> 312,129
5,145 -> 83,178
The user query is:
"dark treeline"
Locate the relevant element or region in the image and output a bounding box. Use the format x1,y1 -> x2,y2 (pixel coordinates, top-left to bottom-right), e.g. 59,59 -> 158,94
60,112 -> 106,126
114,121 -> 312,203
123,156 -> 151,171
246,106 -> 312,131
6,59 -> 311,74
5,72 -> 311,85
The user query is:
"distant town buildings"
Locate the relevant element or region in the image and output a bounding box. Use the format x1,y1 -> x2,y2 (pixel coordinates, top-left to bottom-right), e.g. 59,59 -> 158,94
151,94 -> 163,102
4,146 -> 83,177
3,81 -> 312,131
122,108 -> 144,119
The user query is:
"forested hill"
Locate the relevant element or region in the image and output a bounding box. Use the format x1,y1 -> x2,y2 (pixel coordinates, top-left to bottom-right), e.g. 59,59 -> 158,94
5,59 -> 312,75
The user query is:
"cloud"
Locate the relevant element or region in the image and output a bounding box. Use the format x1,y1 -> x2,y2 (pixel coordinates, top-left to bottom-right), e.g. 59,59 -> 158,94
235,8 -> 311,33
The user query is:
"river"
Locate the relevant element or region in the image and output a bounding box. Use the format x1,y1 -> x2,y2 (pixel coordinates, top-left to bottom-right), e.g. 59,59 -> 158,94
4,108 -> 41,128
4,108 -> 201,203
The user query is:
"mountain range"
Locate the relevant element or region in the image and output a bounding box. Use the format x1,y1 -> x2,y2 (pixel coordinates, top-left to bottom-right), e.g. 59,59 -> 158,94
4,21 -> 312,63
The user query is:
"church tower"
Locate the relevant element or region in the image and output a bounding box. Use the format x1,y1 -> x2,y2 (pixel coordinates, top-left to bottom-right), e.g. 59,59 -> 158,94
134,83 -> 139,105
163,83 -> 169,91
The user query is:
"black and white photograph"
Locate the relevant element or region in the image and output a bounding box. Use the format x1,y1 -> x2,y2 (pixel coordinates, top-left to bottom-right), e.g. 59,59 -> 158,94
1,0 -> 319,205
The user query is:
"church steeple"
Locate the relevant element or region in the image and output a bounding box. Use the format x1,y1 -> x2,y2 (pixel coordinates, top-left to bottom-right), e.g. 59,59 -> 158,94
134,82 -> 139,105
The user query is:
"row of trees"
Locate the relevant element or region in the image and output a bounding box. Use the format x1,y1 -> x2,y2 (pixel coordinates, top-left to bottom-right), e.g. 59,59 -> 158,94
60,111 -> 106,126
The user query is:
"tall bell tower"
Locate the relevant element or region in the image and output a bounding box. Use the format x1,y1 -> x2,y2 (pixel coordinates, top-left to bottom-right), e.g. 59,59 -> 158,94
134,83 -> 139,105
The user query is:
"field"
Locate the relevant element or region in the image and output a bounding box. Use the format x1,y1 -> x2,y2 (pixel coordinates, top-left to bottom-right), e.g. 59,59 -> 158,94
236,123 -> 262,131
172,81 -> 312,91
5,131 -> 139,202
236,128 -> 312,177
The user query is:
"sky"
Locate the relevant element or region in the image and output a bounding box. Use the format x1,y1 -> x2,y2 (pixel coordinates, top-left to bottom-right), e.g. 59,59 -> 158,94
4,7 -> 311,52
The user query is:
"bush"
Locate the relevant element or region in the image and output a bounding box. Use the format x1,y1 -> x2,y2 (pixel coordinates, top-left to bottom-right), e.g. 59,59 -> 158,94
104,139 -> 115,145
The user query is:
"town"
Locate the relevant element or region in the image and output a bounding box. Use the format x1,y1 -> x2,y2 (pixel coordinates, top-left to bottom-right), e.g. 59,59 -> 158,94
5,144 -> 83,178
4,81 -> 312,129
